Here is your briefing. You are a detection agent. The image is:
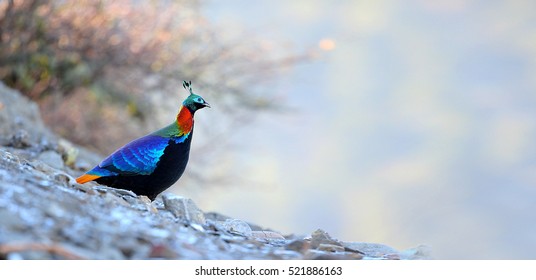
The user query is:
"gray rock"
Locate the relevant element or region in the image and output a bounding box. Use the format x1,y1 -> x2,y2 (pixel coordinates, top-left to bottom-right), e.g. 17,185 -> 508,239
317,243 -> 345,252
10,130 -> 32,149
250,231 -> 285,240
93,185 -> 137,198
222,219 -> 252,236
309,229 -> 343,248
44,202 -> 67,219
342,242 -> 398,257
285,239 -> 310,253
162,193 -> 206,225
341,242 -> 430,260
205,212 -> 268,231
37,150 -> 64,170
122,195 -> 158,213
72,181 -> 95,194
0,83 -> 57,150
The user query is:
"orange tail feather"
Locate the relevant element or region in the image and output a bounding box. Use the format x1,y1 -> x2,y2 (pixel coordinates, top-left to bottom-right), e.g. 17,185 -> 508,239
76,174 -> 101,184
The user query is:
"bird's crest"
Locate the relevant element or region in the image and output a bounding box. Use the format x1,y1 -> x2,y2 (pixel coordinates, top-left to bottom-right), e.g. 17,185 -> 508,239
182,80 -> 193,95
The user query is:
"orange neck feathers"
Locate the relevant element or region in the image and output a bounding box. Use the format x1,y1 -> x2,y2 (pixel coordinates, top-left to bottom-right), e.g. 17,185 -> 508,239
176,106 -> 194,134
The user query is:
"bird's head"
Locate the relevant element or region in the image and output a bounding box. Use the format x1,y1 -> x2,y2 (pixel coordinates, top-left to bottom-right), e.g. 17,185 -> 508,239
181,81 -> 210,112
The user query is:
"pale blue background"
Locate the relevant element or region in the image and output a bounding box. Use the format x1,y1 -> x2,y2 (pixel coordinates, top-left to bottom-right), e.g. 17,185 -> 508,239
178,0 -> 536,259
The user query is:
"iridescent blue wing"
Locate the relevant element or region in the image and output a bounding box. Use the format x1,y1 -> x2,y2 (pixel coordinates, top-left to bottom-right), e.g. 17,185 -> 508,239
97,134 -> 170,176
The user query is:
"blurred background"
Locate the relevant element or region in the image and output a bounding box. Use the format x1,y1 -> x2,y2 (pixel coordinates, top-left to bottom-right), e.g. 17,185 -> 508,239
2,0 -> 536,259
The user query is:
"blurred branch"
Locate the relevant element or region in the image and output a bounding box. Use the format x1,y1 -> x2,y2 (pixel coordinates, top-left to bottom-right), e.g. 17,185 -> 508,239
0,242 -> 85,260
0,0 -> 310,186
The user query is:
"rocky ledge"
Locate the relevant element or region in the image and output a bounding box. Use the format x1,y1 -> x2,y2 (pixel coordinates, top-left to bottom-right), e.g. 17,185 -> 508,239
0,82 -> 430,260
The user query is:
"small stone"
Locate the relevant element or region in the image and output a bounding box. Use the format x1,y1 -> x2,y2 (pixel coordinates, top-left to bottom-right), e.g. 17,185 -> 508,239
122,195 -> 158,213
146,228 -> 171,239
151,198 -> 165,210
190,223 -> 205,232
112,188 -> 138,198
204,212 -> 232,222
342,242 -> 399,258
53,172 -> 72,187
94,186 -> 137,198
205,212 -> 267,231
139,196 -> 152,204
399,245 -> 431,260
310,229 -> 343,248
223,219 -> 252,236
162,193 -> 206,225
30,160 -> 53,174
37,150 -> 64,170
73,182 -> 95,194
220,233 -> 247,243
73,159 -> 93,171
285,239 -> 310,253
317,243 -> 345,252
343,252 -> 364,260
250,231 -> 285,240
44,202 -> 66,219
66,175 -> 82,188
11,130 -> 31,148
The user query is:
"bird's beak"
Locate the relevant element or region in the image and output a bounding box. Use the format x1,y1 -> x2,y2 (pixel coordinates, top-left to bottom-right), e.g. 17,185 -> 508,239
203,101 -> 211,108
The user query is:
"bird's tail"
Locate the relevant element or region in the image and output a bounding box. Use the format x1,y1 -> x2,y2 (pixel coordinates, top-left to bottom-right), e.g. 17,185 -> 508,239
76,174 -> 101,184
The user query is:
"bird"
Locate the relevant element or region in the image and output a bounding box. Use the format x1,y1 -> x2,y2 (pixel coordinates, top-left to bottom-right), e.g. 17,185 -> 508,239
75,81 -> 210,200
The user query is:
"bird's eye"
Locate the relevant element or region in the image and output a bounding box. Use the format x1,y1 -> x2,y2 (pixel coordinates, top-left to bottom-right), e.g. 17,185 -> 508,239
197,98 -> 203,103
